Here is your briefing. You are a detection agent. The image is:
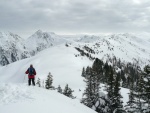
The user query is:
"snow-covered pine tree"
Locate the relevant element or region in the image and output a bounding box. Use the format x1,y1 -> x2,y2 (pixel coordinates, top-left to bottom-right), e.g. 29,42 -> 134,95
92,58 -> 103,74
81,67 -> 93,107
125,79 -> 137,113
134,73 -> 146,113
45,72 -> 53,89
92,58 -> 103,83
104,65 -> 115,113
113,73 -> 124,112
103,61 -> 109,83
81,67 -> 94,107
91,71 -> 101,112
36,78 -> 41,87
63,84 -> 75,99
81,66 -> 101,111
57,85 -> 62,94
81,67 -> 86,77
143,65 -> 150,113
120,69 -> 127,87
94,95 -> 109,113
85,66 -> 91,77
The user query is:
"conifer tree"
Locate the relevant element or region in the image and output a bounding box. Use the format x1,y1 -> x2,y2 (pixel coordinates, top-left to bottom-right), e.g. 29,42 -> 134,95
107,66 -> 114,97
57,85 -> 62,94
103,65 -> 115,113
113,74 -> 124,112
63,84 -> 75,99
125,79 -> 137,113
92,58 -> 103,83
81,67 -> 100,108
143,65 -> 150,112
92,58 -> 103,75
85,66 -> 91,77
135,74 -> 145,113
36,78 -> 41,87
81,67 -> 86,77
103,62 -> 109,83
125,66 -> 149,113
81,67 -> 93,107
45,72 -> 53,89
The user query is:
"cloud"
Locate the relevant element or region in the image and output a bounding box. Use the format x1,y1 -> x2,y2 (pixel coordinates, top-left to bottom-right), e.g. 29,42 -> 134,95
0,0 -> 150,37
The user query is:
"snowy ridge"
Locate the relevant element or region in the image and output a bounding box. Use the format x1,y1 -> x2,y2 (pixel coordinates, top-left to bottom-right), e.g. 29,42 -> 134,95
74,35 -> 100,43
72,33 -> 150,66
0,30 -> 150,67
0,45 -> 92,86
0,30 -> 70,66
25,30 -> 71,55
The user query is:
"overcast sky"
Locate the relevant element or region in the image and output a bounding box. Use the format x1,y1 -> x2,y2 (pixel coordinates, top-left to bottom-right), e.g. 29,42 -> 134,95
0,0 -> 150,38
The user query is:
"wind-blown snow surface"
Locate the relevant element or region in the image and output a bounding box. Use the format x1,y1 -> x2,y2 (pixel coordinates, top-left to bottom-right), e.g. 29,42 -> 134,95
0,83 -> 96,113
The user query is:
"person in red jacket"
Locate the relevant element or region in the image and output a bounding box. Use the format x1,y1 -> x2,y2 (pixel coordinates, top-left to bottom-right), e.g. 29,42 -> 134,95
25,64 -> 36,86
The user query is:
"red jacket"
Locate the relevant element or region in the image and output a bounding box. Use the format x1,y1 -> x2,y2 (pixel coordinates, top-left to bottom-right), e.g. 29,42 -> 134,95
25,67 -> 36,78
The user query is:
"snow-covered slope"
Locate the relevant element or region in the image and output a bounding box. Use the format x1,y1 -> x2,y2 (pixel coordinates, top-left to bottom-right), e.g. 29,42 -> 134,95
0,30 -> 71,66
25,30 -> 71,55
1,31 -> 149,113
74,35 -> 100,43
0,45 -> 92,89
0,83 -> 96,113
0,44 -> 96,113
1,30 -> 150,67
0,32 -> 30,66
72,33 -> 150,67
0,43 -> 130,113
0,32 -> 150,87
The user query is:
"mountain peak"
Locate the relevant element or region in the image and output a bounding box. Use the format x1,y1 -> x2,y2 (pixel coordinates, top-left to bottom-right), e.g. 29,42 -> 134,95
35,29 -> 43,35
32,30 -> 56,38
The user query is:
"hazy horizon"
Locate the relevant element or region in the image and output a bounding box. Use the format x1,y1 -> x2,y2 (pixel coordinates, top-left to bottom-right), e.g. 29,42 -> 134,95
0,0 -> 150,38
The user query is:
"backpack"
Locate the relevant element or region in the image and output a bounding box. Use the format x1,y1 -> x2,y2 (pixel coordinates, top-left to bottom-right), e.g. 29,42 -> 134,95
28,67 -> 35,75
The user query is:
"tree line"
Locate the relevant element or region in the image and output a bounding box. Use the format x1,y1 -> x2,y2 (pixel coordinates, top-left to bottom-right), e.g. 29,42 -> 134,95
36,72 -> 75,99
81,58 -> 150,113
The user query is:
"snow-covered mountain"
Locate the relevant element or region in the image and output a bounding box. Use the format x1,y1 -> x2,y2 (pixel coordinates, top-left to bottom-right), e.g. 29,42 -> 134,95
0,44 -> 97,113
0,42 -> 129,107
0,30 -> 150,67
0,30 -> 70,66
72,33 -> 150,67
25,30 -> 71,56
0,32 -> 30,66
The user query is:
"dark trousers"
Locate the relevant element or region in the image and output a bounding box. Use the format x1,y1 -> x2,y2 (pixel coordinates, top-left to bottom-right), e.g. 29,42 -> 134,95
28,78 -> 35,86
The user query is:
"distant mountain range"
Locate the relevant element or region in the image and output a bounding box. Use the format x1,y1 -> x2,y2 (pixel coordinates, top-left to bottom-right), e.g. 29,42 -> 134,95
0,30 -> 150,67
